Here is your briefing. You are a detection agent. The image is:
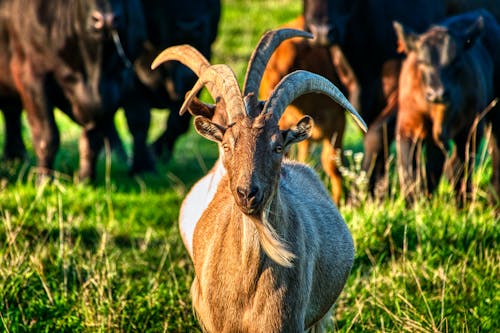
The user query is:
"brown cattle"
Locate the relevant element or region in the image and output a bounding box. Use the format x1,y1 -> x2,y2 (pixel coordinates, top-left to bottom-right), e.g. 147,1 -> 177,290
259,15 -> 359,205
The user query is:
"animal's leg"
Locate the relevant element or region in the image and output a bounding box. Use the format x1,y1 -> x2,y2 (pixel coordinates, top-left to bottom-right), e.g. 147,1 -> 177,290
152,100 -> 191,161
2,105 -> 26,160
297,140 -> 310,162
122,97 -> 155,174
102,120 -> 128,163
446,130 -> 477,201
397,135 -> 420,200
363,113 -> 396,195
10,57 -> 59,176
321,138 -> 342,206
489,127 -> 500,197
424,139 -> 446,196
78,126 -> 104,181
357,59 -> 400,195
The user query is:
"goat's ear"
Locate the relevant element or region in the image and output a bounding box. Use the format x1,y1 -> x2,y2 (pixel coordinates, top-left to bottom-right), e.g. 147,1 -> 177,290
394,21 -> 417,54
283,116 -> 313,147
193,116 -> 225,143
463,16 -> 484,49
187,96 -> 216,118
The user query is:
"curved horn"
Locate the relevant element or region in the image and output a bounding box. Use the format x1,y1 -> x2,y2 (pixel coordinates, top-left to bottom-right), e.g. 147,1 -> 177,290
242,28 -> 313,96
180,64 -> 245,123
151,45 -> 219,115
263,70 -> 367,132
151,45 -> 211,76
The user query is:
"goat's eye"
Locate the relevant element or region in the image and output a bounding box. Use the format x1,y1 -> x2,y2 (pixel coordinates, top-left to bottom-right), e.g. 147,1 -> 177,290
222,143 -> 230,152
274,145 -> 283,154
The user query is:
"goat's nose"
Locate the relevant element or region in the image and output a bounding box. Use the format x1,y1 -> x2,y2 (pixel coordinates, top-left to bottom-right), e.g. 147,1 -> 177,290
236,186 -> 260,204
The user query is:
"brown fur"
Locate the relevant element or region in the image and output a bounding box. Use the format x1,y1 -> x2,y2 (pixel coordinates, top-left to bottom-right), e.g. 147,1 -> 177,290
190,95 -> 354,332
260,15 -> 351,205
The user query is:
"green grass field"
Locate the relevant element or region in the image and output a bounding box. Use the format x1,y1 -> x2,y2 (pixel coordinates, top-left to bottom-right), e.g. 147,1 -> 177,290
1,0 -> 499,332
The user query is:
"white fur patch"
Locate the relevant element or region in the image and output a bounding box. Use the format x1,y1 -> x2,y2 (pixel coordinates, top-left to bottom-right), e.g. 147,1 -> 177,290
178,159 -> 226,258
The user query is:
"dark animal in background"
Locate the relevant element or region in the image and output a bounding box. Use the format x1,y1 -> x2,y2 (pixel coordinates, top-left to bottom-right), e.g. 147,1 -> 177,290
302,0 -> 500,195
461,10 -> 500,197
259,15 -> 357,205
394,12 -> 495,201
0,0 -> 147,180
302,0 -> 447,194
119,0 -> 221,173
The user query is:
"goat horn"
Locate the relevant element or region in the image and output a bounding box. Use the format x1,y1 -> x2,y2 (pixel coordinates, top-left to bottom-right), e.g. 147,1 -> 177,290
263,70 -> 368,132
180,64 -> 245,123
242,28 -> 313,96
151,45 -> 221,115
151,44 -> 210,75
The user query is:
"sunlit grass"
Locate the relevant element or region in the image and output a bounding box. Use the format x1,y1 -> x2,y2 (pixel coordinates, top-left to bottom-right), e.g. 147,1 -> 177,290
1,0 -> 499,332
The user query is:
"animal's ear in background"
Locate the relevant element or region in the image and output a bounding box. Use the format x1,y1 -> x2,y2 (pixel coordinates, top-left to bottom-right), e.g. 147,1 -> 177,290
463,16 -> 484,49
283,115 -> 313,148
393,21 -> 418,54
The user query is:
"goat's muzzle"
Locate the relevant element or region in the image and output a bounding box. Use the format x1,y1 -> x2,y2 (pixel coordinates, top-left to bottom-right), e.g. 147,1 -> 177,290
236,185 -> 262,215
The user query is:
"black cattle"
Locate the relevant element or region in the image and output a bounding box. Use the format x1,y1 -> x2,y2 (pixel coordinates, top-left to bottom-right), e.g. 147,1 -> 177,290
395,11 -> 496,202
445,9 -> 500,197
302,0 -> 447,193
302,0 -> 500,194
0,0 -> 146,180
119,0 -> 221,172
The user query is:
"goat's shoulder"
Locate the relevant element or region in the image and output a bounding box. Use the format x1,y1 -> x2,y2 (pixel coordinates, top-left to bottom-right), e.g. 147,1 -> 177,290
279,159 -> 345,229
280,159 -> 331,198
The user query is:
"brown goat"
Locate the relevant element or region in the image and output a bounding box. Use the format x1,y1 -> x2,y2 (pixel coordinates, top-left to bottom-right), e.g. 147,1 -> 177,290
259,15 -> 359,205
153,29 -> 367,332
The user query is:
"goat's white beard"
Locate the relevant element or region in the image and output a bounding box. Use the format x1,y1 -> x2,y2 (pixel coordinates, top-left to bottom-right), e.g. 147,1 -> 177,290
244,190 -> 295,267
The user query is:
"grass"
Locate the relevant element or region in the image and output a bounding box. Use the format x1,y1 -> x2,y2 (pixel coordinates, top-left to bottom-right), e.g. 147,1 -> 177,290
1,0 -> 499,332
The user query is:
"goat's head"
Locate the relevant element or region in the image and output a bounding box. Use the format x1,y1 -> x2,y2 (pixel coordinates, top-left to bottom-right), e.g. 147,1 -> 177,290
193,90 -> 313,215
152,29 -> 366,216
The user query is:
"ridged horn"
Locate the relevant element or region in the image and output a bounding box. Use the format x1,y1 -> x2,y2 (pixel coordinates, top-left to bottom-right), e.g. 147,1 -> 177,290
263,70 -> 367,132
180,64 -> 245,123
151,45 -> 218,115
242,28 -> 313,96
151,44 -> 210,76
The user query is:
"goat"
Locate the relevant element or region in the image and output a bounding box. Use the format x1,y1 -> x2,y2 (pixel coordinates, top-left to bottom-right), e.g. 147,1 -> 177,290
259,15 -> 359,205
152,29 -> 367,332
394,13 -> 494,202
